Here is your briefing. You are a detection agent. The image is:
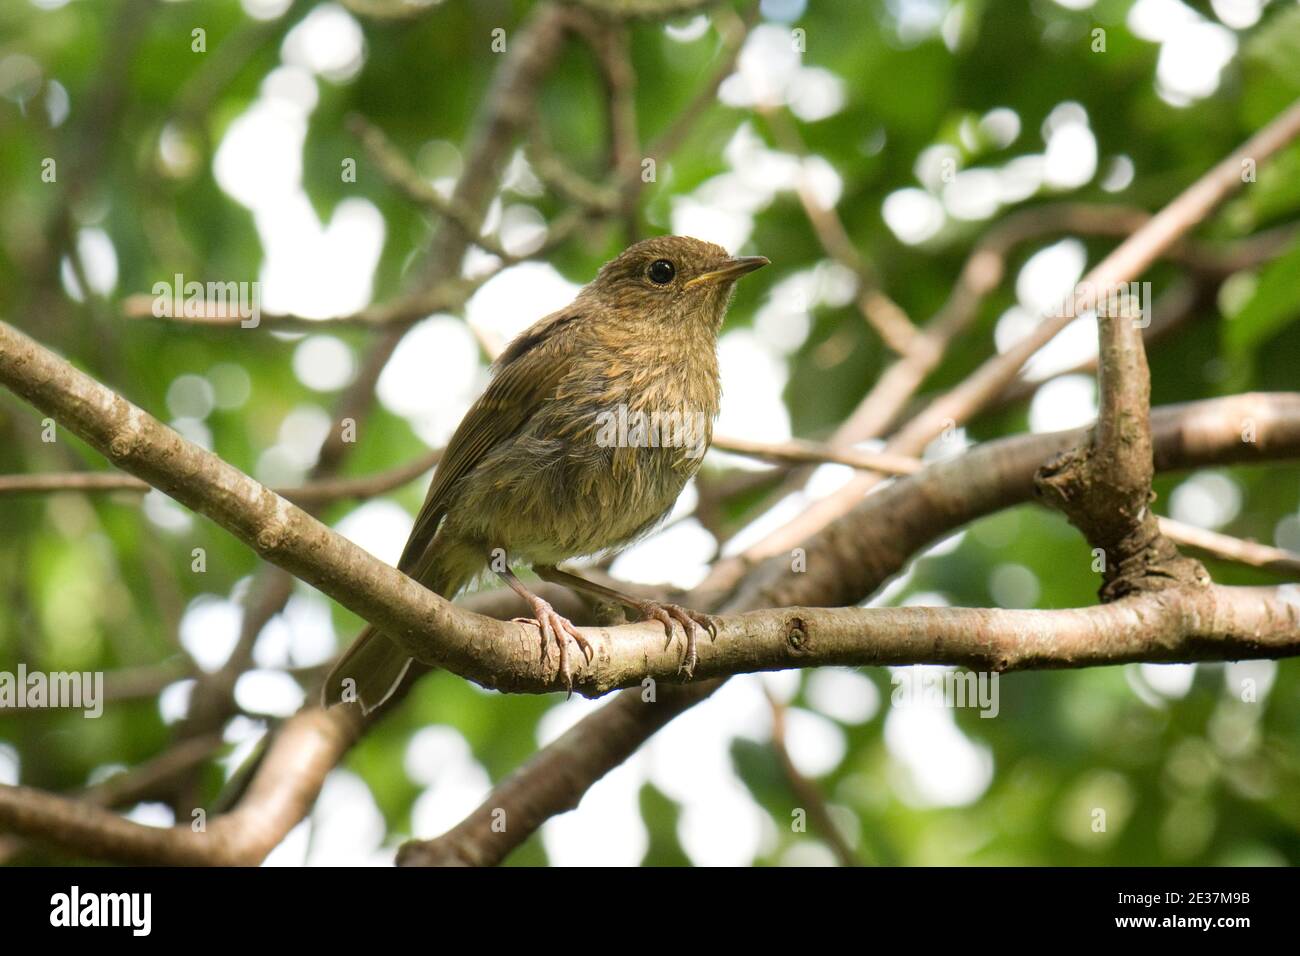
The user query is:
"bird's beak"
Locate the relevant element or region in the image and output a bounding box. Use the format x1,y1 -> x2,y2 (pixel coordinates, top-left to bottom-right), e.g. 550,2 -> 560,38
684,255 -> 770,288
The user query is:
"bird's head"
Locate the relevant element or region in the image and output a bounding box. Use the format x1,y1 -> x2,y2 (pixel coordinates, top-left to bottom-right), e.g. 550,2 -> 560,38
584,235 -> 768,332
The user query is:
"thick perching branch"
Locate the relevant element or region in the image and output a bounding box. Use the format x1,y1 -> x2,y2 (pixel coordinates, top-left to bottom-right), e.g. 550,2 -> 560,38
395,391 -> 1300,866
401,593 -> 1300,869
4,318 -> 1298,698
4,304 -> 1298,865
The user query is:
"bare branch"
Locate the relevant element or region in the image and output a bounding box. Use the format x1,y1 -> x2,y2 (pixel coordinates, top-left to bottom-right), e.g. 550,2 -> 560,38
346,114 -> 513,258
1158,517 -> 1300,578
1035,278 -> 1205,597
990,278 -> 1207,411
0,708 -> 362,865
839,209 -> 1299,446
696,99 -> 1300,599
394,392 -> 1300,865
0,448 -> 440,503
5,312 -> 1297,868
766,689 -> 863,867
890,97 -> 1300,463
647,1 -> 758,159
119,276 -> 485,330
711,434 -> 921,475
0,733 -> 224,863
5,320 -> 1300,699
398,583 -> 1299,866
761,106 -> 919,354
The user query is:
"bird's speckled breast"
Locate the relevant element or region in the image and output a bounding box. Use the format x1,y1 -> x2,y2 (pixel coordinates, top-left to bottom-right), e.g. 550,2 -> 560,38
441,337 -> 720,565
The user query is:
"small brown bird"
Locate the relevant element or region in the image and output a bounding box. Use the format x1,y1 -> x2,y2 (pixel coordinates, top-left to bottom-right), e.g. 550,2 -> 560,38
323,236 -> 768,713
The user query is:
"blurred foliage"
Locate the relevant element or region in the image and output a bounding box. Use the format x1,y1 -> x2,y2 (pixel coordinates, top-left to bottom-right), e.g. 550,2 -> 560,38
1,0 -> 1298,866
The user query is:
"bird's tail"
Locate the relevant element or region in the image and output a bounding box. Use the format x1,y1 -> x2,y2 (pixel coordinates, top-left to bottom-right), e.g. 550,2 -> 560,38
321,625 -> 414,715
321,547 -> 477,715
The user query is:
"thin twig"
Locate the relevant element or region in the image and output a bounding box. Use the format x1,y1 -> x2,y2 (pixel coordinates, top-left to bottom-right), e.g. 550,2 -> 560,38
699,99 -> 1300,601
762,106 -> 918,354
1158,517 -> 1300,578
766,688 -> 863,866
711,434 -> 921,476
0,448 -> 441,503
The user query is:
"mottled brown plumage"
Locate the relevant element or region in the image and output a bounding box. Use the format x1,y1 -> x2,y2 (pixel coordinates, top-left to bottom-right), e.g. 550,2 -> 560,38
324,236 -> 768,713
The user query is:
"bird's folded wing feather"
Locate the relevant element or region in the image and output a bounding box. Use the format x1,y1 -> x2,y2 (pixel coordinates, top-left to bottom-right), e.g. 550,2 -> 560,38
396,309 -> 581,574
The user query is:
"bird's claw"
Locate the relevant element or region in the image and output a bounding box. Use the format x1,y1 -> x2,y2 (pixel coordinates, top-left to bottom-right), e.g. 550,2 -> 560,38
515,599 -> 592,695
637,602 -> 718,679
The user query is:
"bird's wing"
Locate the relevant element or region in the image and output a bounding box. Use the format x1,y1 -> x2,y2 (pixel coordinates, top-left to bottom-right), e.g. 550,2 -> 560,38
396,308 -> 581,573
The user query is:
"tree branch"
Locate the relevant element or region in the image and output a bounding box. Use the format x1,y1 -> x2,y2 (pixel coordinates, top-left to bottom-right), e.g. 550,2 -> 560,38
694,98 -> 1300,601
0,707 -> 362,865
761,105 -> 919,355
1035,273 -> 1205,597
710,434 -> 922,475
1157,517 -> 1300,578
396,392 -> 1300,865
4,305 -> 1297,863
766,689 -> 863,867
0,447 -> 441,503
889,97 -> 1300,462
7,317 -> 1300,695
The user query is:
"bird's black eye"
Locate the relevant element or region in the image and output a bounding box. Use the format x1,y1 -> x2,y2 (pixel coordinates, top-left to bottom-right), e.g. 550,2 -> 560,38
647,259 -> 675,285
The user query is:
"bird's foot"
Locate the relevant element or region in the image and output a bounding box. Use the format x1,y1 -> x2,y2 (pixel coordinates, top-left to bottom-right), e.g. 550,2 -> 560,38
513,597 -> 593,695
633,601 -> 718,679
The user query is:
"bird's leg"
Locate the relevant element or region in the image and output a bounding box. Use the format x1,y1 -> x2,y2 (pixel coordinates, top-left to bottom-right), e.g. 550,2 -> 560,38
535,565 -> 718,678
497,568 -> 593,693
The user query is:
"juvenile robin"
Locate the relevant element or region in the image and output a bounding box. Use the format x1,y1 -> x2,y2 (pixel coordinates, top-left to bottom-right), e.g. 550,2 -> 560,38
323,235 -> 768,713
